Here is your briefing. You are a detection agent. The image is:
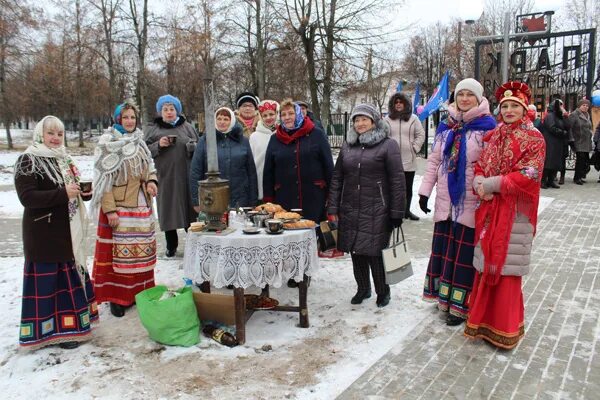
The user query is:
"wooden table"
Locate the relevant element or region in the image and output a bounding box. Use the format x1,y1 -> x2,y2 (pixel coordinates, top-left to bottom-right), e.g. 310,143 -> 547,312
183,228 -> 318,344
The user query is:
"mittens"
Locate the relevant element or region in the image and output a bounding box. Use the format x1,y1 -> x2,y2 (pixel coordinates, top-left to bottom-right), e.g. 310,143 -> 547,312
419,195 -> 431,214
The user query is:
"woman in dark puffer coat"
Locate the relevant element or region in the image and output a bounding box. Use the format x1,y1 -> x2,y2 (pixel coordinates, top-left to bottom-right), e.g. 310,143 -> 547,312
328,104 -> 406,307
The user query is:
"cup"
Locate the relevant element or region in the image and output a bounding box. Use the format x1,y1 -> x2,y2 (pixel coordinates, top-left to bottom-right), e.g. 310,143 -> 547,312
79,180 -> 92,201
79,181 -> 92,192
265,219 -> 283,233
168,135 -> 177,144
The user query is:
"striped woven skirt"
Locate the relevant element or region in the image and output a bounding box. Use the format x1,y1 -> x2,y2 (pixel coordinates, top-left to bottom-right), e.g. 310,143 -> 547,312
92,200 -> 156,306
464,272 -> 525,349
19,261 -> 99,349
423,220 -> 476,318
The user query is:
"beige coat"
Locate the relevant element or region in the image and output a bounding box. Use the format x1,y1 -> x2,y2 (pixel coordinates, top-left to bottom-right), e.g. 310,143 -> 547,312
385,114 -> 425,171
101,171 -> 158,214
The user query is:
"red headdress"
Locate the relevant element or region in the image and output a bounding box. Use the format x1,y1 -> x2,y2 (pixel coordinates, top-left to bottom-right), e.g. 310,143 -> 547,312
258,100 -> 279,114
495,81 -> 531,110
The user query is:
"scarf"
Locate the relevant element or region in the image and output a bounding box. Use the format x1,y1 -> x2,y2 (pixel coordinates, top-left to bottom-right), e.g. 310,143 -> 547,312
275,115 -> 315,145
280,104 -> 305,133
346,118 -> 390,147
474,118 -> 545,285
438,114 -> 496,221
14,116 -> 90,293
89,126 -> 156,220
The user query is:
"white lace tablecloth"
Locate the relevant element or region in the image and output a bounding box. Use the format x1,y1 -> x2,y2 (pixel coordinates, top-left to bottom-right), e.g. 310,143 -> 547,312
183,228 -> 319,289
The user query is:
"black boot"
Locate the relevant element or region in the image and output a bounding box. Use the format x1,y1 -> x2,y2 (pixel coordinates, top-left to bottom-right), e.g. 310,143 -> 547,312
376,286 -> 390,308
446,314 -> 465,326
405,211 -> 420,221
350,289 -> 372,305
110,302 -> 125,318
59,341 -> 80,349
287,278 -> 299,288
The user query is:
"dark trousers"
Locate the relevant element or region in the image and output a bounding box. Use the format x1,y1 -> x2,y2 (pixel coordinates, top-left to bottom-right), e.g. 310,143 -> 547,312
542,169 -> 557,186
574,152 -> 590,180
165,230 -> 178,252
351,253 -> 389,296
404,171 -> 415,213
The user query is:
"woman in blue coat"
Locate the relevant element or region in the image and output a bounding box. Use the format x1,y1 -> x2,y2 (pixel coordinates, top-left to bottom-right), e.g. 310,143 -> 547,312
190,107 -> 258,210
262,98 -> 334,223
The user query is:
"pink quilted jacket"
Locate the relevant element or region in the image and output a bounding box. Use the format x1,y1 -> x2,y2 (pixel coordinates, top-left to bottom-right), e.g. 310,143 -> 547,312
418,99 -> 492,228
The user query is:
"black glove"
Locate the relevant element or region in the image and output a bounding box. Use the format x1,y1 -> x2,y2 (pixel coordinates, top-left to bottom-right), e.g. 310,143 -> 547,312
568,141 -> 576,152
419,195 -> 431,214
391,218 -> 403,228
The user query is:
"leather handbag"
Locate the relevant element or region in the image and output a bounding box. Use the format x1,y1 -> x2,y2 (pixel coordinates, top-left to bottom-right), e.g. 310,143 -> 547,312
382,227 -> 413,285
317,221 -> 338,252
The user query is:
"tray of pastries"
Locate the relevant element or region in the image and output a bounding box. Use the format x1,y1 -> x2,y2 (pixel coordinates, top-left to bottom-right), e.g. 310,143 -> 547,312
283,219 -> 317,230
274,211 -> 302,222
254,202 -> 285,214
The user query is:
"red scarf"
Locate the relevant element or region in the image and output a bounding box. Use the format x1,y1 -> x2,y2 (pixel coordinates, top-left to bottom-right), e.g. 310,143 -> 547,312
474,118 -> 545,285
275,117 -> 315,145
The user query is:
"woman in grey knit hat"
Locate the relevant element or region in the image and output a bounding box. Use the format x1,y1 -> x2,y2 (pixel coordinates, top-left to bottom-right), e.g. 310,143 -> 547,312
328,104 -> 406,307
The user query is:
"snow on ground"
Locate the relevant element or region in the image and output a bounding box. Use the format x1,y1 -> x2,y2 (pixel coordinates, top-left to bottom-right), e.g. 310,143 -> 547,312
0,253 -> 431,400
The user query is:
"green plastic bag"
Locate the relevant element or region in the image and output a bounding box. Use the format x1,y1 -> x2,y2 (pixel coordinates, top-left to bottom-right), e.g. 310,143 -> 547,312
135,285 -> 200,347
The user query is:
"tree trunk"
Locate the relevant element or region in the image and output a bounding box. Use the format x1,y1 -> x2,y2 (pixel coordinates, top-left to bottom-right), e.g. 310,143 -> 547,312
76,0 -> 85,147
320,0 -> 337,132
301,25 -> 320,121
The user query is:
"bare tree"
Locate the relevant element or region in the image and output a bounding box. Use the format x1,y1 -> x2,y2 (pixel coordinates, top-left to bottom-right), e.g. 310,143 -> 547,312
0,0 -> 36,148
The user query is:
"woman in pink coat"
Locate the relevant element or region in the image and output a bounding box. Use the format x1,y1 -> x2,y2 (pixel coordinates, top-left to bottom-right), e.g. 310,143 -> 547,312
418,78 -> 497,326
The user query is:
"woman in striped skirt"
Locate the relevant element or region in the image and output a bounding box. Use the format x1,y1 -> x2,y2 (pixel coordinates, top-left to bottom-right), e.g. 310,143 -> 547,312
90,100 -> 158,318
15,116 -> 98,349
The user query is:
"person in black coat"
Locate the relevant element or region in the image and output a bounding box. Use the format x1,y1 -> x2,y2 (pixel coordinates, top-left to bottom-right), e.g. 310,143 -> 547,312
540,99 -> 570,188
327,104 -> 406,307
263,98 -> 334,223
190,107 -> 258,210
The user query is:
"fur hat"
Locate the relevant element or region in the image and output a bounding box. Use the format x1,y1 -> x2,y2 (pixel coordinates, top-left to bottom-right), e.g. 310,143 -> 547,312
578,98 -> 591,107
156,94 -> 182,115
454,78 -> 484,104
495,81 -> 531,110
350,103 -> 380,125
236,92 -> 259,109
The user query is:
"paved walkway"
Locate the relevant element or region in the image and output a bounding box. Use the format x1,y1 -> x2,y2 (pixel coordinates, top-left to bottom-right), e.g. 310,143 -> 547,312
338,171 -> 600,400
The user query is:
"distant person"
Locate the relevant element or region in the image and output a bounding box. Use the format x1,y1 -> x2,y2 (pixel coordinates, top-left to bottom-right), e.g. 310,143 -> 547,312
385,92 -> 425,221
91,100 -> 158,318
235,91 -> 260,137
15,116 -> 98,349
540,99 -> 569,188
568,99 -> 593,185
328,104 -> 406,307
465,81 -> 545,350
145,94 -> 199,257
419,78 -> 497,326
190,107 -> 258,209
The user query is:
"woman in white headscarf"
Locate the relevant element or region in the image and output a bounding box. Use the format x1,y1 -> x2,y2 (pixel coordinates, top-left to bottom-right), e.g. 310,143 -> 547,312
15,116 -> 98,350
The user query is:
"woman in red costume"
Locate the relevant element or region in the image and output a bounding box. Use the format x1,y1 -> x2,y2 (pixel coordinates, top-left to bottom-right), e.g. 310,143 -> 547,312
464,82 -> 546,349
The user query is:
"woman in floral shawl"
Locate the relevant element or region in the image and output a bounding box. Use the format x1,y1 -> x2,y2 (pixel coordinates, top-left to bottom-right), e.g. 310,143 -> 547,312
15,116 -> 98,349
91,100 -> 158,318
464,82 -> 546,349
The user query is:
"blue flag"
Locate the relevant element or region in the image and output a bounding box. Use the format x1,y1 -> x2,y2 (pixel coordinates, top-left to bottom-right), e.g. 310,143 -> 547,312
412,81 -> 421,114
418,71 -> 450,121
396,80 -> 404,92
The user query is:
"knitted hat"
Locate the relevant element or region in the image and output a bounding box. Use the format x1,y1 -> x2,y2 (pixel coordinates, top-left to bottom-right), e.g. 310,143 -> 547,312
156,94 -> 182,115
454,78 -> 484,104
236,92 -> 259,109
495,81 -> 531,110
350,103 -> 380,125
294,100 -> 310,110
578,98 -> 591,107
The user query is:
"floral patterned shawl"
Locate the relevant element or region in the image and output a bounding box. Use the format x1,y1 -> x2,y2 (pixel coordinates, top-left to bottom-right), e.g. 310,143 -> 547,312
474,117 -> 546,285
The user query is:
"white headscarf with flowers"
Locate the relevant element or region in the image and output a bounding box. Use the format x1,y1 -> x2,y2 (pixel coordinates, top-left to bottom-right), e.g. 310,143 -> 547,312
14,116 -> 90,293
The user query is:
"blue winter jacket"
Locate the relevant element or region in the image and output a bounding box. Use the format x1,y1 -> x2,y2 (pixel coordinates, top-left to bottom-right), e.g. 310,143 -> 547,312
189,124 -> 258,208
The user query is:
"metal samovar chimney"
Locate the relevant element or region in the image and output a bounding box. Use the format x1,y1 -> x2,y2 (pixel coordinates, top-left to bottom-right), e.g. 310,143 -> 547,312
198,67 -> 229,231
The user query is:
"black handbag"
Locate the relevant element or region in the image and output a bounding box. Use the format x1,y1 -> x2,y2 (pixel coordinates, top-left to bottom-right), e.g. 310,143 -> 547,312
317,221 -> 338,252
591,150 -> 600,172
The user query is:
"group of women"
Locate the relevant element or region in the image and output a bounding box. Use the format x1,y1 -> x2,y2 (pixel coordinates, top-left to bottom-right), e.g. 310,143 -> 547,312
16,77 -> 546,351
